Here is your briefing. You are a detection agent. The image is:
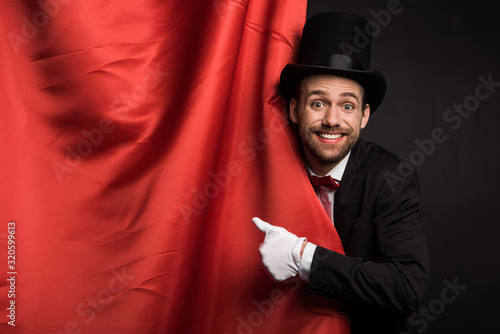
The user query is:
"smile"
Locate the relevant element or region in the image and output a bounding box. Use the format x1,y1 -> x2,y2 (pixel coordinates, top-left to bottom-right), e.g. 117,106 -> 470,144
317,133 -> 344,139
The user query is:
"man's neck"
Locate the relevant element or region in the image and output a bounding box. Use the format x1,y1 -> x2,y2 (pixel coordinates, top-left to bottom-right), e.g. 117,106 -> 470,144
306,152 -> 352,179
308,162 -> 339,176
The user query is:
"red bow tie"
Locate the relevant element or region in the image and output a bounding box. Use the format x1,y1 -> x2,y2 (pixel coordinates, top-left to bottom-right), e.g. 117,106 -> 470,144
308,175 -> 340,191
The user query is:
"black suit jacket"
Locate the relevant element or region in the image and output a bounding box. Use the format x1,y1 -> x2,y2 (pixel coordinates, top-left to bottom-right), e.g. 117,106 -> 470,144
308,138 -> 429,334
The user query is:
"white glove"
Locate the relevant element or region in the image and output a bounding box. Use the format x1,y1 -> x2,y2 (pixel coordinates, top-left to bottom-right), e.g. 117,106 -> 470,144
253,217 -> 306,282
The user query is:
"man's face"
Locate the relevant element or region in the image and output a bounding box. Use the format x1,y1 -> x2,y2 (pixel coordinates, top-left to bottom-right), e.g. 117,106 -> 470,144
289,74 -> 370,175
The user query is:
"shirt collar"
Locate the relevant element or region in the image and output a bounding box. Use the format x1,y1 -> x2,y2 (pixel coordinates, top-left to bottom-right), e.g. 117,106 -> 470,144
306,151 -> 351,182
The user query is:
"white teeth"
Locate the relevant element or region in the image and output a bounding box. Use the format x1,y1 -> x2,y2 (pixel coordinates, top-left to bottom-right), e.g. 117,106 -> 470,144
319,133 -> 343,139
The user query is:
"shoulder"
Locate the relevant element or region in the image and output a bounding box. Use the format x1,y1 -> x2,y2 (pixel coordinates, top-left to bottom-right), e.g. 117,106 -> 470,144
350,138 -> 420,187
351,138 -> 405,172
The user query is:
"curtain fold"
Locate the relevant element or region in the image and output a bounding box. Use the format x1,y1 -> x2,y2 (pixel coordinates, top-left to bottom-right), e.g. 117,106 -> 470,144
0,1 -> 349,333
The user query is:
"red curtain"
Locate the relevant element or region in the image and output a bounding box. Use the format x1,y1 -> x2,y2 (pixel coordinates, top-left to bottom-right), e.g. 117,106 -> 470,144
0,1 -> 349,333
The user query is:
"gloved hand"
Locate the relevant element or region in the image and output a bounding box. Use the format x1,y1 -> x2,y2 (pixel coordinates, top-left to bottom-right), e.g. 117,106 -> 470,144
252,217 -> 306,282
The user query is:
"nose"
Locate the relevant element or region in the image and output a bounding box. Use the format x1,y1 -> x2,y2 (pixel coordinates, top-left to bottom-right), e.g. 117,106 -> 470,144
322,107 -> 341,127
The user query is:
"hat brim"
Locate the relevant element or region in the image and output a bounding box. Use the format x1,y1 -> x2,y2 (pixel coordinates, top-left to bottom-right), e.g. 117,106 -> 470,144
280,64 -> 386,113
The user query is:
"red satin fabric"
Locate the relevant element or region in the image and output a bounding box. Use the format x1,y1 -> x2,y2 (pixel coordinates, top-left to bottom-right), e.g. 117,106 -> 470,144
0,1 -> 349,333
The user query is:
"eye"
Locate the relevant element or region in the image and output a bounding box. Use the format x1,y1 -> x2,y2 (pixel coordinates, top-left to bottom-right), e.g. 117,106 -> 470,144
342,104 -> 354,111
311,101 -> 325,109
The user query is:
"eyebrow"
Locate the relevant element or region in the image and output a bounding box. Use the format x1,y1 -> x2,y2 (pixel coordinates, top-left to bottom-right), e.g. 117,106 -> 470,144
306,90 -> 327,98
340,92 -> 360,104
306,90 -> 360,104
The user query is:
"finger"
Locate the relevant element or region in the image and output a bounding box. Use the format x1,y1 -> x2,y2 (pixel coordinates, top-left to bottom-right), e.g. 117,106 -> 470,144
252,217 -> 271,233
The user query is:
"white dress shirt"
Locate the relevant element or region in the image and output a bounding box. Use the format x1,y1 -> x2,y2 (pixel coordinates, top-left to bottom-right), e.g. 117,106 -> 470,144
299,152 -> 351,282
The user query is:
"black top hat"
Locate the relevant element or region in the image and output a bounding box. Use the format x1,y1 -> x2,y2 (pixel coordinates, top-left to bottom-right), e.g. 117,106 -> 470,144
280,12 -> 386,113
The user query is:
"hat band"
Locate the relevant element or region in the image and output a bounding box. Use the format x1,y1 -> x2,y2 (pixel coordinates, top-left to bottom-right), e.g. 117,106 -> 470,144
302,54 -> 366,71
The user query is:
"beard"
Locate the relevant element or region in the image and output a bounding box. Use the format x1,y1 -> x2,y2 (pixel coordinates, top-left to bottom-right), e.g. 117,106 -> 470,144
301,125 -> 360,167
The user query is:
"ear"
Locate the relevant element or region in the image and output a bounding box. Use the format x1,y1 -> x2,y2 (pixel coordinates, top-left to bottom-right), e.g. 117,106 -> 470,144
360,104 -> 370,129
289,98 -> 299,124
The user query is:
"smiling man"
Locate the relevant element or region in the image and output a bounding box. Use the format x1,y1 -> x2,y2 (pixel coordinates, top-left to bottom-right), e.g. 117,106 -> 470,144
290,74 -> 370,175
253,12 -> 429,334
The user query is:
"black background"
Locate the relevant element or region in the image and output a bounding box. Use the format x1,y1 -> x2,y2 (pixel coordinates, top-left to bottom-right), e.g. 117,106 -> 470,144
307,0 -> 499,333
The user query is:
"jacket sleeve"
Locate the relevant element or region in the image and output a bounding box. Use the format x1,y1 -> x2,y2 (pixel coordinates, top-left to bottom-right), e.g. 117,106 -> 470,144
307,162 -> 429,316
